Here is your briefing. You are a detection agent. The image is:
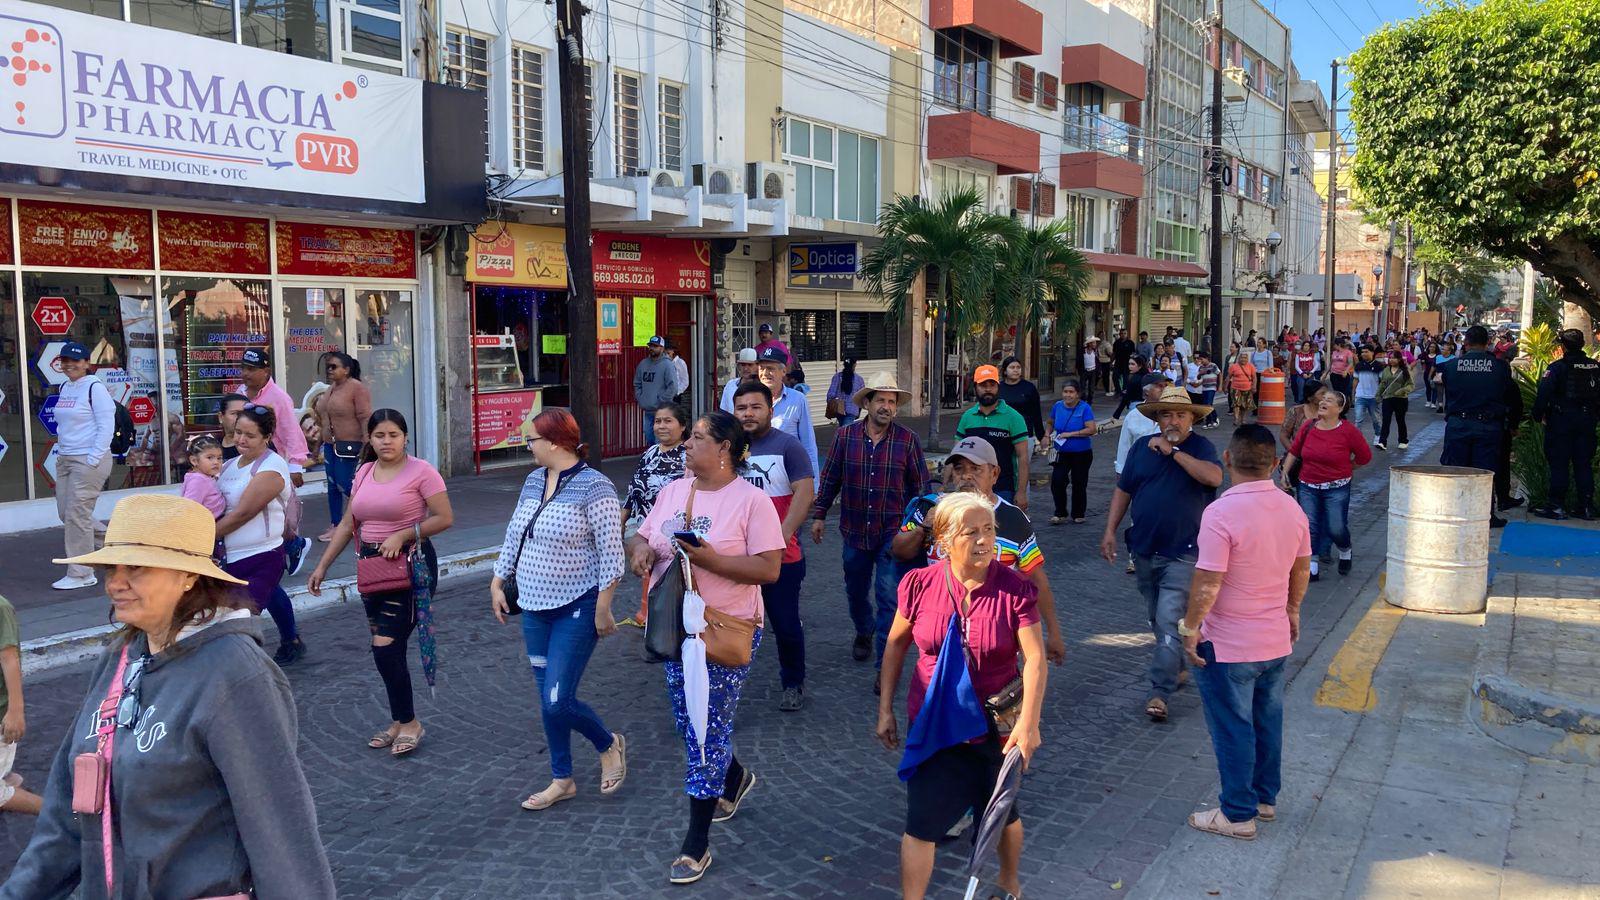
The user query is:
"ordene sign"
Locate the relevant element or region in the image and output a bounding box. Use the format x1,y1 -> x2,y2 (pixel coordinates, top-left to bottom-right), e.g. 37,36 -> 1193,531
0,0 -> 424,203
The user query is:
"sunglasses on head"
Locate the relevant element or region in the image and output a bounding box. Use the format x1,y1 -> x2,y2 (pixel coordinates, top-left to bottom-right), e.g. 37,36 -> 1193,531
245,404 -> 271,416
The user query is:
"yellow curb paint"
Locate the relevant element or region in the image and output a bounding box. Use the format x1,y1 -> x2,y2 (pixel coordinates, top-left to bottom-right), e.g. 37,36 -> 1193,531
1315,583 -> 1406,713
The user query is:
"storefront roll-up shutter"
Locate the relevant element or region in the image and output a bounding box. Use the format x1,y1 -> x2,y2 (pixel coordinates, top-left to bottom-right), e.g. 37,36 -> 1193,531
1143,304 -> 1184,337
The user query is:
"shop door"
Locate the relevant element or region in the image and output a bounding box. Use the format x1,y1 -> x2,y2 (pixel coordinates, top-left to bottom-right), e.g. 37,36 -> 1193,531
282,285 -> 416,447
598,294 -> 665,458
664,296 -> 697,412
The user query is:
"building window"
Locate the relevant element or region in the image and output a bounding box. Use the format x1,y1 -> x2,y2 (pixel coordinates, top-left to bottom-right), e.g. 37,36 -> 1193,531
1062,82 -> 1105,112
933,28 -> 994,115
511,45 -> 546,172
584,63 -> 597,177
1062,193 -> 1096,249
613,69 -> 642,176
932,163 -> 992,206
130,0 -> 234,42
1013,62 -> 1036,102
841,311 -> 898,360
339,0 -> 404,72
786,119 -> 835,219
1038,72 -> 1059,110
731,301 -> 754,357
835,130 -> 879,224
788,309 -> 838,362
444,30 -> 488,91
785,118 -> 879,224
659,80 -> 685,173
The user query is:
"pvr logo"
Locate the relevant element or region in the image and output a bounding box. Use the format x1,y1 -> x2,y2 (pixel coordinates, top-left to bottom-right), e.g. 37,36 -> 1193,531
296,133 -> 359,174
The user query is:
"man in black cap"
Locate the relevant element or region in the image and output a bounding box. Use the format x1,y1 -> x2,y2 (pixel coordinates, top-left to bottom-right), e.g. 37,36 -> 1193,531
1439,325 -> 1522,527
632,335 -> 679,446
1531,328 -> 1600,520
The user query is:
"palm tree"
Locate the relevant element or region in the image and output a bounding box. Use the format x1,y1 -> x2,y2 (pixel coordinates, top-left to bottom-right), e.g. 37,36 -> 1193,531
861,189 -> 1019,448
993,218 -> 1091,340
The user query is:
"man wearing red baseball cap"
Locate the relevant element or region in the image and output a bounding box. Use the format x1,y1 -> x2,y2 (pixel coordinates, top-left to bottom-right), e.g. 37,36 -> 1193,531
954,364 -> 1031,511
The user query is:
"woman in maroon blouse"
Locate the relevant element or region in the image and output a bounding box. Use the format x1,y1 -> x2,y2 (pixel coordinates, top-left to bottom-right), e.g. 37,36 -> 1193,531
1280,390 -> 1373,581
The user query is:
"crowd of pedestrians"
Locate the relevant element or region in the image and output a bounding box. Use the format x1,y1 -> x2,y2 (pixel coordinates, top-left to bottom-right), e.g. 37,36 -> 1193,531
14,317 -> 1589,897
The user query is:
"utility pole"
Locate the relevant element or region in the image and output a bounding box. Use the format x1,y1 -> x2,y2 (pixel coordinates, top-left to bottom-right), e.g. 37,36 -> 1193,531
1378,221 -> 1395,336
1207,0 -> 1224,362
1322,60 -> 1339,346
556,0 -> 600,464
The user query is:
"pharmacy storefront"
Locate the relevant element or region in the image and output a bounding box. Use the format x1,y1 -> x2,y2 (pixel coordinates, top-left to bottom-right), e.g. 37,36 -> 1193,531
0,1 -> 483,516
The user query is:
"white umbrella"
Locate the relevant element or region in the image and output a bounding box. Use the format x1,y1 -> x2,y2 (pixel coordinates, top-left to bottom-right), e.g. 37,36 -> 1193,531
676,550 -> 710,764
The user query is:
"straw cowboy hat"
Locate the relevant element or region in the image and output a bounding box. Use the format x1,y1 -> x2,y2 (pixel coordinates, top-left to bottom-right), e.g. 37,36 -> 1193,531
1138,384 -> 1214,420
852,371 -> 913,407
55,494 -> 246,585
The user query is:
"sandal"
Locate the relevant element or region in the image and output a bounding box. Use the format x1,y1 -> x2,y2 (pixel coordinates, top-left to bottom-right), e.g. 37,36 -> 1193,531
668,850 -> 712,884
390,727 -> 424,756
521,781 -> 577,811
1187,807 -> 1257,840
1145,697 -> 1168,722
600,733 -> 627,795
368,730 -> 396,750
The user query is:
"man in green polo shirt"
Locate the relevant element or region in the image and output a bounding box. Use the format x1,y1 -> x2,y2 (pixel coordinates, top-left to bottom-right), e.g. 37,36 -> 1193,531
955,364 -> 1031,511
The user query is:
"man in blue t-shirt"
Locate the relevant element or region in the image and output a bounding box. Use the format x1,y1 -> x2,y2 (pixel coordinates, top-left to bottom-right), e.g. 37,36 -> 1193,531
1099,385 -> 1222,723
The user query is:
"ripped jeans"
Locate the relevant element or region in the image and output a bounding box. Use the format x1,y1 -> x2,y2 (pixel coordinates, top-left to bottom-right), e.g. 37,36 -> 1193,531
520,588 -> 615,780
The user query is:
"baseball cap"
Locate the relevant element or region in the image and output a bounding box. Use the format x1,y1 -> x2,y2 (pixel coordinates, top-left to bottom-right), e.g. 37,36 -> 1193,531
946,437 -> 998,468
647,335 -> 665,347
58,341 -> 91,361
973,364 -> 1000,384
239,348 -> 270,369
736,348 -> 758,363
758,346 -> 789,367
759,323 -> 774,333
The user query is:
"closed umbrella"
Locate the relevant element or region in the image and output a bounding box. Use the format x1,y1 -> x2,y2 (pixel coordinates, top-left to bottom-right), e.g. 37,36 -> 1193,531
677,551 -> 710,763
962,747 -> 1025,900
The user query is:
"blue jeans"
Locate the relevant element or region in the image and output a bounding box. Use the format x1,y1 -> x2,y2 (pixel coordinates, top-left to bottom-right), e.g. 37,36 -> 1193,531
1354,397 -> 1380,437
842,535 -> 903,667
1133,553 -> 1195,700
643,410 -> 657,446
1297,482 -> 1352,556
520,589 -> 614,779
323,442 -> 358,524
762,558 -> 807,689
1195,643 -> 1286,823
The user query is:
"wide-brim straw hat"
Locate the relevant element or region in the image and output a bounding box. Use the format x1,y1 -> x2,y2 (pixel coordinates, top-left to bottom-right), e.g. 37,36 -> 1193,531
1139,384 -> 1215,419
852,371 -> 913,407
55,494 -> 247,585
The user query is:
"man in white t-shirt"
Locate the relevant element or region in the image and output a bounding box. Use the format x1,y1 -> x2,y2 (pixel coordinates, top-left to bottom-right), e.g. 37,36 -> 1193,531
1173,329 -> 1193,362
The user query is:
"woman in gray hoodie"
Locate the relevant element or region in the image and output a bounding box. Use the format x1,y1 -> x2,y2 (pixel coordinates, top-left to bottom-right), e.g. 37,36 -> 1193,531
2,493 -> 335,900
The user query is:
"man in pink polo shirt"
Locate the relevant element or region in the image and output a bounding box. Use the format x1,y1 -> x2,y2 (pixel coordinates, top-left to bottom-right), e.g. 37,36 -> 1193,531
1178,424 -> 1311,841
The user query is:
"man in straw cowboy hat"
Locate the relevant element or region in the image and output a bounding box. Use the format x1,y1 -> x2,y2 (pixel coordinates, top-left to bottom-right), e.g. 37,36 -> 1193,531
812,372 -> 931,678
1099,385 -> 1223,723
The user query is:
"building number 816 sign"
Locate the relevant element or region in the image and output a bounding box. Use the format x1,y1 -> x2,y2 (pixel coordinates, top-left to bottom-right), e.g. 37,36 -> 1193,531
31,297 -> 75,336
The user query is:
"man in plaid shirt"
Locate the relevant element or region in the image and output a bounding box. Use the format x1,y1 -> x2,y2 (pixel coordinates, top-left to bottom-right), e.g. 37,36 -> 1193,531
811,374 -> 930,677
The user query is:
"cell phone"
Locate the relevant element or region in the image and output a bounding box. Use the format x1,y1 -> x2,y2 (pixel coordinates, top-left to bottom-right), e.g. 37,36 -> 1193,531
673,531 -> 703,547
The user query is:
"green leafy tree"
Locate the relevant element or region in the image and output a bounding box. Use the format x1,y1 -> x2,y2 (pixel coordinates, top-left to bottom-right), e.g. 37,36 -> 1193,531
861,189 -> 1019,447
993,219 -> 1091,337
1348,0 -> 1600,322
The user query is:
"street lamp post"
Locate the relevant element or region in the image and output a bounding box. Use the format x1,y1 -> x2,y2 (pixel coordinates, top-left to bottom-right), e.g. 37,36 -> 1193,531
1265,231 -> 1283,335
1372,264 -> 1385,336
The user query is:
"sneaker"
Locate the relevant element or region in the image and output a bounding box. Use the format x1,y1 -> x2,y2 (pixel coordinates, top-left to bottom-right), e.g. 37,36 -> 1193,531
273,638 -> 307,666
51,574 -> 98,591
1375,442 -> 1387,451
284,536 -> 310,577
1125,558 -> 1136,575
1399,442 -> 1409,449
668,851 -> 712,885
1338,556 -> 1352,575
1050,516 -> 1063,525
851,634 -> 871,662
1502,496 -> 1525,510
1490,516 -> 1508,529
1532,505 -> 1569,521
714,769 -> 756,822
777,687 -> 805,712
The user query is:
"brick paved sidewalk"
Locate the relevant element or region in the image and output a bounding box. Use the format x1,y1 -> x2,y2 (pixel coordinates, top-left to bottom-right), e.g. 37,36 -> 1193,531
0,401 -> 1444,897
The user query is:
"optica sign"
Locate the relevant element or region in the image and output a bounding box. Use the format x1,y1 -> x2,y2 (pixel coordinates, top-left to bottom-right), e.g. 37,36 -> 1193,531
0,1 -> 423,203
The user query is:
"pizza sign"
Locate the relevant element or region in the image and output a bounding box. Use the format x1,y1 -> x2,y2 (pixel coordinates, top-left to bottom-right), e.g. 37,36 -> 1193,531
31,296 -> 74,335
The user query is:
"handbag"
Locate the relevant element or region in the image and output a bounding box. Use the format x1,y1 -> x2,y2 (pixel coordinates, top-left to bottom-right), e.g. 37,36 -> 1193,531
332,440 -> 364,459
642,549 -> 689,663
703,603 -> 760,667
945,567 -> 1026,736
825,396 -> 846,419
355,525 -> 421,595
501,468 -> 578,612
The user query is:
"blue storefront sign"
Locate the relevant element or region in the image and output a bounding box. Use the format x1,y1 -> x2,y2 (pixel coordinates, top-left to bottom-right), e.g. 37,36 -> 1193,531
788,242 -> 859,290
37,395 -> 60,436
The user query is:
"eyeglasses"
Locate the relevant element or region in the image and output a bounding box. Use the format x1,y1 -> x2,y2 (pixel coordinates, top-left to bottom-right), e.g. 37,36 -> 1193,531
245,404 -> 271,416
117,654 -> 149,731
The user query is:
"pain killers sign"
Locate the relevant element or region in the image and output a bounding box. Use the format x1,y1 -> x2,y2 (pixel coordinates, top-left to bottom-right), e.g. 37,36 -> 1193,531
0,0 -> 423,203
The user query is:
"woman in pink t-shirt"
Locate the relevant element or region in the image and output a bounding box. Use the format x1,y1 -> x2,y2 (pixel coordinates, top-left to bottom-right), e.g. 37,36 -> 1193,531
307,409 -> 454,755
1280,391 -> 1372,581
626,410 -> 783,884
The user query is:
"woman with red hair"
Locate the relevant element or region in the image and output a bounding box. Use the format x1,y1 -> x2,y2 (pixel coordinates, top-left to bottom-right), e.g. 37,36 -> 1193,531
490,408 -> 628,811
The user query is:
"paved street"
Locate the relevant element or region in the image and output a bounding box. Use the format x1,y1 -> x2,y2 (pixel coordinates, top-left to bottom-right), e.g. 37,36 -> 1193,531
0,405 -> 1449,898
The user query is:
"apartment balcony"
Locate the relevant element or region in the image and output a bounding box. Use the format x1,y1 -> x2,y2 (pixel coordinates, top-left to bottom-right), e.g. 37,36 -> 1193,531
929,0 -> 1043,58
1059,108 -> 1142,198
1061,44 -> 1146,102
928,111 -> 1041,176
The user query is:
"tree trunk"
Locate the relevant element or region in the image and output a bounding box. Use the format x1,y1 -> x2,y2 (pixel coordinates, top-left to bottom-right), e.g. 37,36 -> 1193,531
927,269 -> 945,451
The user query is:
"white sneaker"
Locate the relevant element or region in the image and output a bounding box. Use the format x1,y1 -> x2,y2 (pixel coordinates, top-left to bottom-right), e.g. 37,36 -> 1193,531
52,574 -> 98,591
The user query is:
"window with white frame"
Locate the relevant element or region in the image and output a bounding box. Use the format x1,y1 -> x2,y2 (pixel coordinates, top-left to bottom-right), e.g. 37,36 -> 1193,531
932,163 -> 992,207
659,81 -> 685,173
444,30 -> 488,91
511,45 -> 546,173
783,119 -> 881,224
614,69 -> 642,176
1062,193 -> 1096,250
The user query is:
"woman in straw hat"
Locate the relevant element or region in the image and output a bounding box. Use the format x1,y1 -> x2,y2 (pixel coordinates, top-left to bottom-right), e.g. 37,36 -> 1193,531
3,494 -> 334,899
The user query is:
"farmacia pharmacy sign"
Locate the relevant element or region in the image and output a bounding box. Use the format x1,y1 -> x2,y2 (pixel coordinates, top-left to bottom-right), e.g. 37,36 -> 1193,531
0,0 -> 424,203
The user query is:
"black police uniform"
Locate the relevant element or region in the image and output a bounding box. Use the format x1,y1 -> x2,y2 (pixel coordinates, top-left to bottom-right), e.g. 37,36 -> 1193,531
1533,351 -> 1600,514
1439,349 -> 1519,471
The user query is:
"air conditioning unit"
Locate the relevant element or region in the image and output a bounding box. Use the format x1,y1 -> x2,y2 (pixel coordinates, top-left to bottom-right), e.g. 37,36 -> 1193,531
637,167 -> 684,188
747,162 -> 796,204
692,163 -> 744,195
1221,66 -> 1248,102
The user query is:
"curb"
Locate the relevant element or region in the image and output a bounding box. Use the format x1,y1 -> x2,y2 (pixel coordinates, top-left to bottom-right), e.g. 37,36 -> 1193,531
19,545 -> 501,676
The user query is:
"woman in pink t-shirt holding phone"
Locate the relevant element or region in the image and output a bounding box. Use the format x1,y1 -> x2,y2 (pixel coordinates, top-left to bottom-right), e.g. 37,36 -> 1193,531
307,409 -> 454,756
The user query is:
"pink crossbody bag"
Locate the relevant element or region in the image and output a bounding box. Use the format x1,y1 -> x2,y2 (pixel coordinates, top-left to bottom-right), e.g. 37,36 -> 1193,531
71,647 -> 249,899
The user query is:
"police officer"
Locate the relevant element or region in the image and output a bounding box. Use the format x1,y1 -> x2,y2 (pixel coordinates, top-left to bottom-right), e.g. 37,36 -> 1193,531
1440,325 -> 1522,527
1531,328 -> 1600,520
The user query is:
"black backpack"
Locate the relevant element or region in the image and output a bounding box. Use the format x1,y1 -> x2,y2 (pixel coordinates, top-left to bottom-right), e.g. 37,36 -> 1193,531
87,381 -> 137,456
1564,359 -> 1600,415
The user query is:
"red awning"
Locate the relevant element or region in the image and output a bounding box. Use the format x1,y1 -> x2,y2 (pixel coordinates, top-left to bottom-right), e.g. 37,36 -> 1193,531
1081,251 -> 1207,278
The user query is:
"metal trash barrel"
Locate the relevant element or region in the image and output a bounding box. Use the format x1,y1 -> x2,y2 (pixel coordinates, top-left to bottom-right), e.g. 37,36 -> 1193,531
1257,368 -> 1286,425
1385,465 -> 1493,613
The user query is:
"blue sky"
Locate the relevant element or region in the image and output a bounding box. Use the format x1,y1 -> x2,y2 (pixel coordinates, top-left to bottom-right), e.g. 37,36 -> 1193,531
1270,0 -> 1432,138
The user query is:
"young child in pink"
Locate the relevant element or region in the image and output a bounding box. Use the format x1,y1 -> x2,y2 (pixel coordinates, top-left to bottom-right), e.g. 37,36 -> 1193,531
181,437 -> 228,557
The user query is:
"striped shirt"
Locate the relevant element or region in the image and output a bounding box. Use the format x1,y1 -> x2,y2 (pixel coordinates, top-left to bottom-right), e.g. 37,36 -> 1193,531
900,492 -> 1043,575
494,464 -> 625,611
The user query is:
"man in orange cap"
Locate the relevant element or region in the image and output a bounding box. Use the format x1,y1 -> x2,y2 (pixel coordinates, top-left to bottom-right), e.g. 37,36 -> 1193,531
954,364 -> 1031,512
